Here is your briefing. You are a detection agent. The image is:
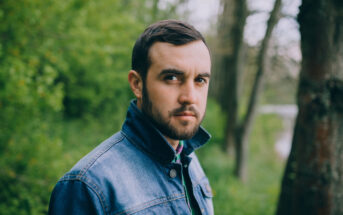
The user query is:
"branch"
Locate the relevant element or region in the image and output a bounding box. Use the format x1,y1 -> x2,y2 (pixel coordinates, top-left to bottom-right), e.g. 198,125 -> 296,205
248,9 -> 269,16
239,0 -> 283,136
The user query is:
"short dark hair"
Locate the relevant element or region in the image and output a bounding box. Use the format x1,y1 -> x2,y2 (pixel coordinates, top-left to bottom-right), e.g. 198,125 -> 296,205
131,20 -> 207,81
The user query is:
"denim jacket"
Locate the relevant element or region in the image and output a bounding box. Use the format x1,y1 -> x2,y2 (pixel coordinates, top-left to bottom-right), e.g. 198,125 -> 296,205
48,101 -> 214,215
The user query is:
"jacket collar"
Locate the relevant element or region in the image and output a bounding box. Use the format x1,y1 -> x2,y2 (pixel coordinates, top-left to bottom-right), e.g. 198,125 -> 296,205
121,100 -> 211,164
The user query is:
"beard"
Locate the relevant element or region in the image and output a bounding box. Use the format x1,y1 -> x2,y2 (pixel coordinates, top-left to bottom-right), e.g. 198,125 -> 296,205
141,84 -> 203,140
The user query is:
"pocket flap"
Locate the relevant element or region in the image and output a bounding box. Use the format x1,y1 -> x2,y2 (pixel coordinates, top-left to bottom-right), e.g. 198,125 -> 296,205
199,179 -> 213,198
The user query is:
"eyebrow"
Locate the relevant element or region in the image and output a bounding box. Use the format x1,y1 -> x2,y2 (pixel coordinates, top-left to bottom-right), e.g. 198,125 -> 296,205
159,69 -> 211,78
159,69 -> 184,77
199,72 -> 211,78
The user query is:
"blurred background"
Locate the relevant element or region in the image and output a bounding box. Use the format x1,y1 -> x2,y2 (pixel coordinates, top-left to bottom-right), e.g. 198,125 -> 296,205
0,0 -> 302,214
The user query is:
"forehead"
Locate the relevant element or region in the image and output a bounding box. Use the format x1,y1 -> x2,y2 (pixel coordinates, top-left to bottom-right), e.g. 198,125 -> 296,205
148,40 -> 211,74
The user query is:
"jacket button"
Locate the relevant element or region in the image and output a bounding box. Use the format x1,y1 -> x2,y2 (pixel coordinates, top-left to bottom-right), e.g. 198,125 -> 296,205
169,169 -> 177,178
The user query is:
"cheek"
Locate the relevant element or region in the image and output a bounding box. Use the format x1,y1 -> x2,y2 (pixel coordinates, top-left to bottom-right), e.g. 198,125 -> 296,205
150,84 -> 177,101
147,85 -> 175,109
198,90 -> 208,113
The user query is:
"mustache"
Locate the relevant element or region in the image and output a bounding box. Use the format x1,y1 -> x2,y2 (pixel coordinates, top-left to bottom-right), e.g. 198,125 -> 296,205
170,105 -> 199,117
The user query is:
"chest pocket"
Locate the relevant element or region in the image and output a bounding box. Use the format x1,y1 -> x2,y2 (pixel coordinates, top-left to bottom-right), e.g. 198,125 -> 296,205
185,153 -> 214,214
195,177 -> 214,215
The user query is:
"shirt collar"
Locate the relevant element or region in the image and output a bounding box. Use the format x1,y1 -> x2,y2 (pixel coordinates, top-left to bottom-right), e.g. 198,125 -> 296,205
121,100 -> 211,164
173,140 -> 184,163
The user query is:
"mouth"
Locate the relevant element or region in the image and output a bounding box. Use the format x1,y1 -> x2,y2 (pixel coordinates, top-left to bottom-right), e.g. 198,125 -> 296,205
173,111 -> 196,120
171,106 -> 199,121
174,111 -> 195,117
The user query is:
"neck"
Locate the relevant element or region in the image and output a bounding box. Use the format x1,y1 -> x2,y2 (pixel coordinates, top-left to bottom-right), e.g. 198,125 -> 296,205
164,136 -> 179,150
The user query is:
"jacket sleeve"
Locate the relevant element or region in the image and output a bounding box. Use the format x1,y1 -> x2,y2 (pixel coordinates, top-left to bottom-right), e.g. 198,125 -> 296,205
48,179 -> 106,215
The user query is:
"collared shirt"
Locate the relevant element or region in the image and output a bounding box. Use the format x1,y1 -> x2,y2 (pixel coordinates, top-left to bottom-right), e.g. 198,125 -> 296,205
173,140 -> 184,164
173,140 -> 198,215
48,100 -> 213,215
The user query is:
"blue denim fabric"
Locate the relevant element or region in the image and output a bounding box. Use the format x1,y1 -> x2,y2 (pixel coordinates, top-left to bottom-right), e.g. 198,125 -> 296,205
48,101 -> 213,215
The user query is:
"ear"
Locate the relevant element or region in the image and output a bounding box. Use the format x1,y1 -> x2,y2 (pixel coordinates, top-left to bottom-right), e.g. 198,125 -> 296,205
128,70 -> 143,99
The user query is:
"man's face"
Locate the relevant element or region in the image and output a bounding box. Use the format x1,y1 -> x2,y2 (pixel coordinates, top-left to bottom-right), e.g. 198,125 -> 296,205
138,40 -> 211,141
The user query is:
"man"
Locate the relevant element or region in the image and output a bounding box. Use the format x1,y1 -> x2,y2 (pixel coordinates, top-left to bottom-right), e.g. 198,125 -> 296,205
48,19 -> 213,215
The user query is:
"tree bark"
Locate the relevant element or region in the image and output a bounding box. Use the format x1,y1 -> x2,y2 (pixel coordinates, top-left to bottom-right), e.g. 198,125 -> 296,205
276,0 -> 343,214
212,0 -> 248,155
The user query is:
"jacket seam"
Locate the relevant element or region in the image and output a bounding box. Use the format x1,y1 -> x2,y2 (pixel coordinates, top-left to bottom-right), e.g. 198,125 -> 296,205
59,176 -> 109,215
79,134 -> 124,177
114,193 -> 186,215
63,133 -> 125,214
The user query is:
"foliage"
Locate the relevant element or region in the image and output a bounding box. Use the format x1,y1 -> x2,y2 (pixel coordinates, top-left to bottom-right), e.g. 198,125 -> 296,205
0,119 -> 65,215
0,0 -> 182,214
202,99 -> 227,143
198,110 -> 285,215
0,0 -> 287,214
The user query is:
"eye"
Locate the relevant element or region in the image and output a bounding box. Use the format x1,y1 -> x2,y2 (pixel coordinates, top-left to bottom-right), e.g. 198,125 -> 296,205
164,75 -> 178,81
195,77 -> 207,84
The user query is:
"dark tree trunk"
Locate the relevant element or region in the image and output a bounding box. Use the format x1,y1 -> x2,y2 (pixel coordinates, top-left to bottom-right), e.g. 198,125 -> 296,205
224,0 -> 247,158
276,0 -> 343,214
212,0 -> 248,156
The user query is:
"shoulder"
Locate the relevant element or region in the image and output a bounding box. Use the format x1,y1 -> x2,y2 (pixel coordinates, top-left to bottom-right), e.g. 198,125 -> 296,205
49,131 -> 129,214
57,129 -> 156,188
62,131 -> 140,181
69,132 -> 125,175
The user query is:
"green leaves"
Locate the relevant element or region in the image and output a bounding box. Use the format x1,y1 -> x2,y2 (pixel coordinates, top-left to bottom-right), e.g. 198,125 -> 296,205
0,0 -> 175,214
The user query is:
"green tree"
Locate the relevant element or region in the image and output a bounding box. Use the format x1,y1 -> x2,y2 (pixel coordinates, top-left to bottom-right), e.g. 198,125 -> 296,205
0,0 -> 184,214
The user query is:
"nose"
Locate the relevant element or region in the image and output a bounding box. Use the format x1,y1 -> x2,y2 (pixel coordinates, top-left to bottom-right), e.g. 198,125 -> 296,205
178,81 -> 197,105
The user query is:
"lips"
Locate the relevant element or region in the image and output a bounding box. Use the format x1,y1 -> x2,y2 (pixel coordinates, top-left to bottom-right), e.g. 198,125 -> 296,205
174,111 -> 196,117
171,106 -> 199,120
